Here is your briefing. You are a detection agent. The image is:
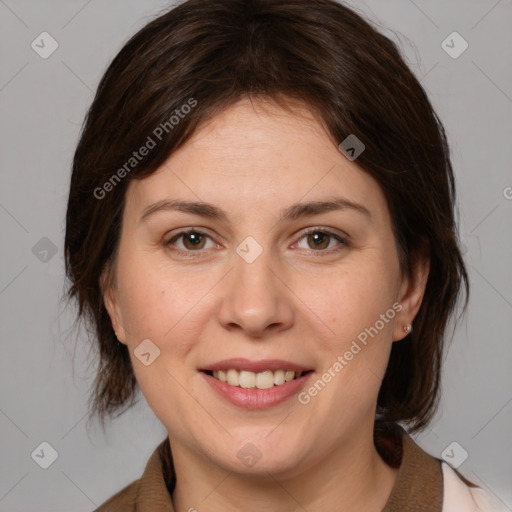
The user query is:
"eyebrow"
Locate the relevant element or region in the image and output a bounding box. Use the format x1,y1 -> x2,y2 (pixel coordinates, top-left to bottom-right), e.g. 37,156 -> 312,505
139,197 -> 371,224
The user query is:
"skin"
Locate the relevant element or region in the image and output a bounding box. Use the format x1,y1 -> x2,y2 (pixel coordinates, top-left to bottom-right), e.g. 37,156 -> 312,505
103,97 -> 429,511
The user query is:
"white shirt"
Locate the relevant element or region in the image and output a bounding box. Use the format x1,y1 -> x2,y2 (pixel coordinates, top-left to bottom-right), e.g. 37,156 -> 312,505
442,463 -> 510,511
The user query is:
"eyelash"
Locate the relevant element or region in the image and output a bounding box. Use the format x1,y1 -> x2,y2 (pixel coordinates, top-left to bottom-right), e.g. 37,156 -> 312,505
164,227 -> 348,259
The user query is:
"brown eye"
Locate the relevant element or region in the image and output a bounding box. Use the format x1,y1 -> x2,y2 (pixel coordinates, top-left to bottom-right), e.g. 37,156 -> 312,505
166,230 -> 214,252
307,232 -> 330,250
181,232 -> 206,250
296,229 -> 347,252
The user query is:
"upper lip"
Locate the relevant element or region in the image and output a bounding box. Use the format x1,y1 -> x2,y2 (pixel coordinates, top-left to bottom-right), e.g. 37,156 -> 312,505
200,358 -> 312,373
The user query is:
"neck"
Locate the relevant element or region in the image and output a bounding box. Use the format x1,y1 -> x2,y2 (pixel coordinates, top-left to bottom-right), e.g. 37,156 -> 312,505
170,423 -> 398,512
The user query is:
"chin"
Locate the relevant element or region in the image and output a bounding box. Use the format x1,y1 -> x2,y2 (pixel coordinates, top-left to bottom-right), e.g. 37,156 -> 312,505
209,432 -> 311,477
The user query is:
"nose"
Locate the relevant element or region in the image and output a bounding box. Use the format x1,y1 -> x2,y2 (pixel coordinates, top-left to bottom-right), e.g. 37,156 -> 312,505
217,247 -> 294,338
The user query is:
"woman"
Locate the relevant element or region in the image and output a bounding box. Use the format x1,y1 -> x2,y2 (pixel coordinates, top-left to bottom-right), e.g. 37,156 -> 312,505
64,0 -> 506,510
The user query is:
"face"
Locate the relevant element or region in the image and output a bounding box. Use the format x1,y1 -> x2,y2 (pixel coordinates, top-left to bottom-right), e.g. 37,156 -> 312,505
103,98 -> 427,478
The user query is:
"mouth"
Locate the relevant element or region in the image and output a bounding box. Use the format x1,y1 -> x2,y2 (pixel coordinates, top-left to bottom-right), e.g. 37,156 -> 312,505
199,359 -> 314,409
202,368 -> 311,390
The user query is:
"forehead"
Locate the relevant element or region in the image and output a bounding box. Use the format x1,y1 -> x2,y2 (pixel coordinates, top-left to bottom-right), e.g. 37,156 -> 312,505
124,98 -> 388,224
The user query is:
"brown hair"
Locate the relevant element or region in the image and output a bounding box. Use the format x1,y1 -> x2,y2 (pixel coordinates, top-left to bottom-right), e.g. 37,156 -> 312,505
65,0 -> 469,433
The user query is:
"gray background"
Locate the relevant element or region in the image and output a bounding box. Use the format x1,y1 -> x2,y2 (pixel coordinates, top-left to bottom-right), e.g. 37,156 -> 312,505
0,0 -> 511,510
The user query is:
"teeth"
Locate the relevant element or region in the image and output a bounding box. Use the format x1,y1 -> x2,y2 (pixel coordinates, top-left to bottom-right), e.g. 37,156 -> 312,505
226,369 -> 239,386
256,370 -> 274,389
274,369 -> 285,385
239,370 -> 256,389
211,369 -> 305,389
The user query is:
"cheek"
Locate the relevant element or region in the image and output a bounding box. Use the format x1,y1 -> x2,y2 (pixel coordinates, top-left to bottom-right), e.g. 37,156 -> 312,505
117,249 -> 184,331
310,260 -> 399,340
115,266 -> 209,406
116,254 -> 217,364
305,270 -> 398,404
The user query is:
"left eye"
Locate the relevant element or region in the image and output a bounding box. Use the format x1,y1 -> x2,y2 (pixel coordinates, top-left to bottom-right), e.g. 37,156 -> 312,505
296,230 -> 346,251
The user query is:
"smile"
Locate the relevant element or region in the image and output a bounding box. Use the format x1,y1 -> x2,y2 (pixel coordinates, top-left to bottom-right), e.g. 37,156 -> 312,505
200,359 -> 314,409
207,369 -> 305,390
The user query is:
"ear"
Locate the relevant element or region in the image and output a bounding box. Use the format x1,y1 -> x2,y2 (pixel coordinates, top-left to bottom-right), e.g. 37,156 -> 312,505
100,264 -> 127,345
393,249 -> 430,342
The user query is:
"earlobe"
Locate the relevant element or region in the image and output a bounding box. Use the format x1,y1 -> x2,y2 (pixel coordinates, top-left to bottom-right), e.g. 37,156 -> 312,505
100,265 -> 127,344
393,254 -> 430,342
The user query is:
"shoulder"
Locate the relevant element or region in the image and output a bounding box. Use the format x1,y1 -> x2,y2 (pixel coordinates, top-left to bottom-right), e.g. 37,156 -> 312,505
442,462 -> 509,512
92,478 -> 140,512
91,438 -> 174,511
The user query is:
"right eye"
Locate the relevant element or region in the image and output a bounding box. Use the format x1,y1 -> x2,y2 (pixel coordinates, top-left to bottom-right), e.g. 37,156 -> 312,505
165,229 -> 217,253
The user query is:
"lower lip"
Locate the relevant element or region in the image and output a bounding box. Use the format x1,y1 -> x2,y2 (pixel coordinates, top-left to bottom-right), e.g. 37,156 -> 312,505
201,372 -> 313,409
